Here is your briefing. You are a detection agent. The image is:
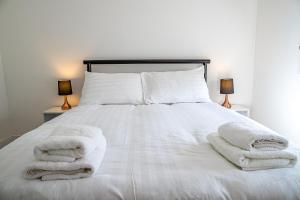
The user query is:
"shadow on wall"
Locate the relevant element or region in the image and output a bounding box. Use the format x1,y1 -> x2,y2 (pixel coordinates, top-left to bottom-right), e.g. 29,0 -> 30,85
0,119 -> 15,139
0,0 -> 6,12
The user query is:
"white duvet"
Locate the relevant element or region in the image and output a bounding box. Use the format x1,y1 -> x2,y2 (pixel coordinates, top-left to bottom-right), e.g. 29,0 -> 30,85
0,103 -> 299,200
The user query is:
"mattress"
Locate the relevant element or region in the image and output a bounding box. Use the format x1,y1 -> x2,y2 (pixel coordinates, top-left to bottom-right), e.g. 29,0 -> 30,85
0,103 -> 299,200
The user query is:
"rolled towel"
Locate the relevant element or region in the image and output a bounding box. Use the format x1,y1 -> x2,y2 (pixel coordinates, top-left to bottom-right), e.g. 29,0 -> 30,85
207,133 -> 297,171
24,144 -> 106,181
34,125 -> 105,162
218,122 -> 288,151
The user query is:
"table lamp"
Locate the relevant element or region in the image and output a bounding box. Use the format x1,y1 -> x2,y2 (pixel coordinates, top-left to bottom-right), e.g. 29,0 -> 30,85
220,79 -> 234,108
58,80 -> 72,110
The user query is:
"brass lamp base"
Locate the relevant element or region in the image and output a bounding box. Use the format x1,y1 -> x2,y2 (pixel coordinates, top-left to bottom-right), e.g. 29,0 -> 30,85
222,94 -> 232,109
61,96 -> 72,110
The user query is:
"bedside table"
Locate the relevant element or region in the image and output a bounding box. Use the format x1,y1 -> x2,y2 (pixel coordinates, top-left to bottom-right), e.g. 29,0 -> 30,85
44,107 -> 69,122
230,105 -> 250,117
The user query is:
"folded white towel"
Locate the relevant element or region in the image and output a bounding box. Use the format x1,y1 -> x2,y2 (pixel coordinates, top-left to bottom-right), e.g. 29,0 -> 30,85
218,122 -> 288,151
34,125 -> 105,162
207,133 -> 297,171
24,144 -> 106,181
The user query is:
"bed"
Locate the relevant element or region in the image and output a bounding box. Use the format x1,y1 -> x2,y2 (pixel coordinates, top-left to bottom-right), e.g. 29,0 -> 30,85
0,60 -> 299,200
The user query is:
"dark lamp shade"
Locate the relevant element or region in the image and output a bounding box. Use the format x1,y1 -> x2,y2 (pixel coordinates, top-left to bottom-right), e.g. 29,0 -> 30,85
220,79 -> 234,94
58,80 -> 73,96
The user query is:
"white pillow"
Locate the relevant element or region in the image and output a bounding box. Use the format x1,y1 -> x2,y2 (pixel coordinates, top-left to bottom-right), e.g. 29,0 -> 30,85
80,72 -> 144,105
141,68 -> 211,104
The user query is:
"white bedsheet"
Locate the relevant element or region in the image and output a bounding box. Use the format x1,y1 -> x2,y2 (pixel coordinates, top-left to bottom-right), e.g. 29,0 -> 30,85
0,103 -> 299,200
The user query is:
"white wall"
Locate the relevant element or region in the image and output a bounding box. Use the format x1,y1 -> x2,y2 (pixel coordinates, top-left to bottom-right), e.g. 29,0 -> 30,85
252,0 -> 300,145
0,52 -> 13,138
0,54 -> 9,119
0,0 -> 258,134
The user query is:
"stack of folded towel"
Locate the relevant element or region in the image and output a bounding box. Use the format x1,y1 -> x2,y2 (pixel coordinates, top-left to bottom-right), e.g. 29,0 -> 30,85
23,124 -> 107,181
207,122 -> 297,171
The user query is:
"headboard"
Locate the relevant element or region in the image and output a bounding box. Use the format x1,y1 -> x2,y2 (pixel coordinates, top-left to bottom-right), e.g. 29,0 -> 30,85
83,59 -> 211,82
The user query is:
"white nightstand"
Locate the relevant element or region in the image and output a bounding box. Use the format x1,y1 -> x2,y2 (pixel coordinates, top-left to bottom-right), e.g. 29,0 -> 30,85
43,107 -> 69,122
230,105 -> 250,117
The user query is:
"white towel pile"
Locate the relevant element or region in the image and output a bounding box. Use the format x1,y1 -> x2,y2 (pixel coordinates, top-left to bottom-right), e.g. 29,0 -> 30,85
207,122 -> 297,171
23,125 -> 107,181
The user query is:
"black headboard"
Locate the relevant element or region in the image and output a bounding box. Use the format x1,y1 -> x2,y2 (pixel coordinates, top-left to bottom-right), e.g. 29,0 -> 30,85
83,59 -> 211,81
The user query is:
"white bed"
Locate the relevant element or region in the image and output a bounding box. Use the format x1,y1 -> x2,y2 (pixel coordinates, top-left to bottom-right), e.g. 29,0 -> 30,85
0,103 -> 299,200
